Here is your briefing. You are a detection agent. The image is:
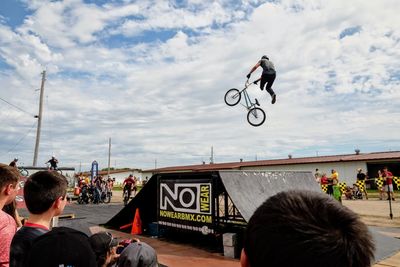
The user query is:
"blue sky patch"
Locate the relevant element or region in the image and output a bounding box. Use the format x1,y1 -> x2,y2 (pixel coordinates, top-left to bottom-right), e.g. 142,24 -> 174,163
0,0 -> 30,29
339,26 -> 362,39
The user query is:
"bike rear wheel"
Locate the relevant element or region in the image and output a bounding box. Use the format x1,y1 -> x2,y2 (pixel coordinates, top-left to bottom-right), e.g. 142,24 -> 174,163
123,191 -> 129,206
104,192 -> 111,203
247,107 -> 266,127
224,89 -> 241,106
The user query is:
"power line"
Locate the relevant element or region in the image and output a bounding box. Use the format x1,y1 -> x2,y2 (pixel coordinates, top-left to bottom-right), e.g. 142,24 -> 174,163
0,96 -> 35,117
7,121 -> 37,154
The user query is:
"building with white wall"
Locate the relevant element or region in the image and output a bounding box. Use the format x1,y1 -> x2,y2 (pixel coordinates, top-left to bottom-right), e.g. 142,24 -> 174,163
143,151 -> 400,186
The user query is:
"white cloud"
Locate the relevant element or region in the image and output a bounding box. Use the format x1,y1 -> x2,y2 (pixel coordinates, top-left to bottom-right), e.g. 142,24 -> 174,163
1,0 -> 399,171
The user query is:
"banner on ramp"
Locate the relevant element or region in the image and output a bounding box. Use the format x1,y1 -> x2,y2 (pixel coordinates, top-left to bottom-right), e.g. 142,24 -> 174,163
158,178 -> 214,235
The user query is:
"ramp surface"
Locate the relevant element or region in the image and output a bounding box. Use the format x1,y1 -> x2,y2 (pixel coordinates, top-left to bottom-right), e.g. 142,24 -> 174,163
218,170 -> 320,222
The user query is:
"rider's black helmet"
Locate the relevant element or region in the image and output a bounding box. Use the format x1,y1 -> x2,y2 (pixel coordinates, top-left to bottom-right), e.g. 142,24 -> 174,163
261,55 -> 269,60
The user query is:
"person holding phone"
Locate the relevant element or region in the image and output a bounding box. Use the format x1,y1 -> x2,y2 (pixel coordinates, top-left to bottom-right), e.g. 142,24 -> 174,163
89,232 -> 120,267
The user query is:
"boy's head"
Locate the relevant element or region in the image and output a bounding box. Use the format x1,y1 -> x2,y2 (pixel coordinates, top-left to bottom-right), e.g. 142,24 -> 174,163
242,190 -> 375,267
0,163 -> 20,206
24,171 -> 68,215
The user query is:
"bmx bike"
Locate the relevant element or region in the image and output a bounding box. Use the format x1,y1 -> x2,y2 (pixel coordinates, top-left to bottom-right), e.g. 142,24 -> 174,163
224,80 -> 266,127
18,167 -> 29,177
123,188 -> 130,206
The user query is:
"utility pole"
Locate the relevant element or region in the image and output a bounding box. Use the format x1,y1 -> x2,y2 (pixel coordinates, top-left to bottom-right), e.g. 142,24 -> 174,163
107,137 -> 111,178
33,70 -> 46,166
210,146 -> 214,164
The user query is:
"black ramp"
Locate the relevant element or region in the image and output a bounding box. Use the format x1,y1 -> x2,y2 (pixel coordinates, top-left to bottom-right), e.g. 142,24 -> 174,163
218,170 -> 320,222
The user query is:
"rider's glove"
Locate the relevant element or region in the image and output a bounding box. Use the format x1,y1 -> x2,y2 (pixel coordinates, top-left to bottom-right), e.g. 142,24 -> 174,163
253,80 -> 258,85
246,73 -> 251,79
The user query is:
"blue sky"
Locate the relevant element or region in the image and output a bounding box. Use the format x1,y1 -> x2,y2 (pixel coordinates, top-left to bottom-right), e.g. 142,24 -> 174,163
0,0 -> 399,171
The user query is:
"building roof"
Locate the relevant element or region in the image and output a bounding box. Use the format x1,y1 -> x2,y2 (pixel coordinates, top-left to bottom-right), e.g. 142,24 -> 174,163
144,151 -> 400,173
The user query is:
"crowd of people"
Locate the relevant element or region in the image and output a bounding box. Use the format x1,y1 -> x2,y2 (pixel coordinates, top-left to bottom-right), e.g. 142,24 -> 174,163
77,174 -> 115,204
0,164 -> 158,267
314,166 -> 397,201
1,160 -> 382,267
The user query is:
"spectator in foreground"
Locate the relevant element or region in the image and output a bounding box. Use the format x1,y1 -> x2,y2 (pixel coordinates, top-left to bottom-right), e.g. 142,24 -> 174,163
28,226 -> 96,267
117,242 -> 158,267
10,171 -> 68,267
2,200 -> 23,228
89,231 -> 119,267
0,164 -> 20,267
241,190 -> 375,267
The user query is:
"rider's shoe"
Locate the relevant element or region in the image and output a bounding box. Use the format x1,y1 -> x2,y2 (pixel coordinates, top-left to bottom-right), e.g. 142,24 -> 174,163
255,98 -> 260,106
271,94 -> 276,104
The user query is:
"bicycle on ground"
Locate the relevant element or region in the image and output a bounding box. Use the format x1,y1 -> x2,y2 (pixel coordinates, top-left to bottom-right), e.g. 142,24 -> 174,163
224,79 -> 266,127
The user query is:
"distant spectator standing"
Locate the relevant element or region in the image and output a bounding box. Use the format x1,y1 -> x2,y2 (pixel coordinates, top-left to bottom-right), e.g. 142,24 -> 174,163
142,176 -> 149,186
382,166 -> 395,201
8,158 -> 18,168
326,172 -> 334,196
356,168 -> 368,200
314,168 -> 321,183
241,190 -> 375,267
377,170 -> 385,200
45,155 -> 58,170
331,169 -> 341,202
93,176 -> 103,204
320,173 -> 328,185
0,164 -> 20,267
10,171 -> 68,267
132,176 -> 138,197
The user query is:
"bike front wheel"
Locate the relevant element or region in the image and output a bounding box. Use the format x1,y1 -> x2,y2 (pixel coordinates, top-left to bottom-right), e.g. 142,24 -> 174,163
224,89 -> 241,106
19,168 -> 29,177
247,107 -> 266,127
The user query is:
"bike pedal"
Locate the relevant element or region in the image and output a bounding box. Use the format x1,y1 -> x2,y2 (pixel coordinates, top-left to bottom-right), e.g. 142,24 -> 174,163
255,98 -> 260,106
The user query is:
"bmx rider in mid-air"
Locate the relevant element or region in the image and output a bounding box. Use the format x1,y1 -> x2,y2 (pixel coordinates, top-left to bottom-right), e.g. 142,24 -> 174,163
246,55 -> 277,104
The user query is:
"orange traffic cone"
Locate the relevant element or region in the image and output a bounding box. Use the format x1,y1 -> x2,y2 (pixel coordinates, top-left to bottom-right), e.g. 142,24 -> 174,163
131,208 -> 142,235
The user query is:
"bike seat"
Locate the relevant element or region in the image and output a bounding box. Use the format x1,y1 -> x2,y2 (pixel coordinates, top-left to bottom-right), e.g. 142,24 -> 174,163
255,98 -> 260,106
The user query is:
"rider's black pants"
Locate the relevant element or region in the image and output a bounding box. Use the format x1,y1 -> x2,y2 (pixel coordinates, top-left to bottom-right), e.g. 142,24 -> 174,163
260,73 -> 276,96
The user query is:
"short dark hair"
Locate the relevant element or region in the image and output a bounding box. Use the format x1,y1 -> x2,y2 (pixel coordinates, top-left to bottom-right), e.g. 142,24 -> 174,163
24,171 -> 68,214
0,163 -> 20,189
243,190 -> 375,267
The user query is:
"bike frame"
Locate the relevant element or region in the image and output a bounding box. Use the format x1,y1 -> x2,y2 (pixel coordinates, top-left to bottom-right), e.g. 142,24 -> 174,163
237,80 -> 258,110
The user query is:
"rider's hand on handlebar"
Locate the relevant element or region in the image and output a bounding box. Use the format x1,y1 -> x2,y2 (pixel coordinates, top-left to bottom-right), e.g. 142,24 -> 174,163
246,73 -> 251,79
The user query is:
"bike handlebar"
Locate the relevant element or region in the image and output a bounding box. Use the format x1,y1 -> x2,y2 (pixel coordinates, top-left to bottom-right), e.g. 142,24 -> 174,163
245,79 -> 257,88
